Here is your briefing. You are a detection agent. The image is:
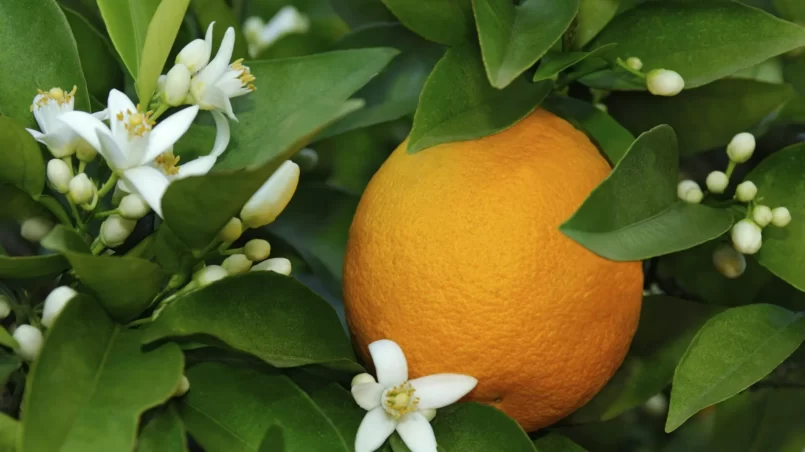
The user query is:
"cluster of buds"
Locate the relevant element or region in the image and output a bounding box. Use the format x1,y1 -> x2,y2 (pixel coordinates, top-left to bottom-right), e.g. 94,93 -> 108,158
10,286 -> 77,362
617,56 -> 685,96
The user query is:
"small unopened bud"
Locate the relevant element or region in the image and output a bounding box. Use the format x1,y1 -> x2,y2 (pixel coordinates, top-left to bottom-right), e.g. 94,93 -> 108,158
244,239 -> 271,261
174,375 -> 190,397
644,393 -> 668,416
646,69 -> 685,96
735,181 -> 757,202
594,102 -> 608,113
731,219 -> 762,255
712,244 -> 746,279
421,409 -> 437,422
217,217 -> 242,243
47,159 -> 72,193
705,171 -> 729,194
771,207 -> 791,227
625,57 -> 643,71
42,286 -> 77,328
351,373 -> 376,387
243,16 -> 266,43
193,265 -> 228,287
163,64 -> 192,106
752,205 -> 773,227
240,161 -> 300,228
0,295 -> 11,320
677,180 -> 702,204
726,132 -> 755,163
68,173 -> 94,205
176,39 -> 211,73
250,257 -> 292,275
100,215 -> 136,247
20,217 -> 54,242
119,194 -> 150,220
75,139 -> 97,162
13,325 -> 43,361
292,148 -> 319,172
222,254 -> 252,275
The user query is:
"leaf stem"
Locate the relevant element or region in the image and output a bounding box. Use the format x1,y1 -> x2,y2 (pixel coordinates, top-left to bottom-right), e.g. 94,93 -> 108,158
150,103 -> 170,122
97,173 -> 119,198
725,160 -> 737,179
93,209 -> 118,219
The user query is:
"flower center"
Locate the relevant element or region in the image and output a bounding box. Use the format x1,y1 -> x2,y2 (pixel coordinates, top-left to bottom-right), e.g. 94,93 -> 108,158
382,382 -> 419,419
231,59 -> 257,92
32,86 -> 77,110
155,151 -> 181,175
116,105 -> 155,138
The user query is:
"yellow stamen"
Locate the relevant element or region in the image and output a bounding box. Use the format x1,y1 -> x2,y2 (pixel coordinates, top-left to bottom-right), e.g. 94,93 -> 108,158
155,151 -> 181,175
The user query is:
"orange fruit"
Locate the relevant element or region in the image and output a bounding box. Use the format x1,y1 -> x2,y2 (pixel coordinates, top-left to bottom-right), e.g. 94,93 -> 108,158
343,109 -> 643,431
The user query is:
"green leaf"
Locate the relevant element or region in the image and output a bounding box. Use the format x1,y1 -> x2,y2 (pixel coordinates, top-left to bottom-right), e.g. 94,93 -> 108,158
712,388 -> 805,452
0,116 -> 45,198
97,0 -> 160,78
532,44 -> 616,82
289,372 -> 366,448
190,0 -> 249,61
381,0 -> 473,45
430,403 -> 535,452
0,353 -> 22,387
666,304 -> 805,432
136,0 -> 190,106
21,295 -> 184,451
137,405 -> 187,452
0,255 -> 67,280
0,185 -> 52,223
331,0 -> 394,27
607,79 -> 794,156
774,0 -> 805,22
0,328 -> 19,352
407,43 -> 553,154
533,433 -> 587,452
748,143 -> 805,291
589,2 -> 805,89
321,23 -> 445,139
0,413 -> 19,452
561,126 -> 733,260
258,425 -> 285,452
179,362 -> 353,452
142,272 -> 360,371
473,0 -> 579,88
40,225 -> 91,254
0,0 -> 90,127
572,0 -> 621,49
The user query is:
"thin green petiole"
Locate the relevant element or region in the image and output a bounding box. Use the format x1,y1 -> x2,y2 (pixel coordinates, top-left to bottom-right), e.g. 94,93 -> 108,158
97,173 -> 119,198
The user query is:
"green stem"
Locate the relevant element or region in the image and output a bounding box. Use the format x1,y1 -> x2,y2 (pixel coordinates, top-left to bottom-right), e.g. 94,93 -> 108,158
94,209 -> 118,219
222,247 -> 244,256
150,103 -> 170,122
38,196 -> 73,227
77,160 -> 87,174
725,160 -> 737,179
615,57 -> 647,79
90,238 -> 106,255
125,317 -> 153,328
61,156 -> 74,175
97,173 -> 119,198
67,198 -> 85,231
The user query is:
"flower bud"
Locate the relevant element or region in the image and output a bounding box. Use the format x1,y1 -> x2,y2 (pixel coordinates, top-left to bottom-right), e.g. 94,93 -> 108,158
752,205 -> 773,227
250,257 -> 292,275
420,409 -> 437,422
712,244 -> 746,279
217,217 -> 243,243
0,295 -> 11,320
625,57 -> 643,71
42,286 -> 77,328
162,64 -> 192,106
193,265 -> 228,287
240,161 -> 300,228
646,69 -> 685,96
20,217 -> 54,243
705,171 -> 728,194
13,325 -> 43,361
47,159 -> 72,193
176,39 -> 211,73
292,148 -> 319,172
771,207 -> 791,227
351,373 -> 376,387
112,184 -> 126,207
75,139 -> 97,162
222,254 -> 252,275
174,375 -> 190,397
261,6 -> 310,46
735,181 -> 757,202
100,215 -> 136,247
594,103 -> 608,113
244,239 -> 271,261
676,180 -> 702,204
644,393 -> 668,416
726,132 -> 755,163
243,16 -> 266,44
119,194 -> 150,220
731,219 -> 762,255
68,173 -> 95,205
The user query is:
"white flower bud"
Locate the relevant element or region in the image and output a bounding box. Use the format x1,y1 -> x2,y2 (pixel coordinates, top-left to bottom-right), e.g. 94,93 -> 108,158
176,39 -> 211,73
119,194 -> 150,220
244,239 -> 271,261
42,286 -> 77,328
156,74 -> 166,96
13,325 -> 43,361
250,257 -> 292,275
420,409 -> 437,422
726,132 -> 755,163
162,64 -> 192,106
111,183 -> 126,207
20,217 -> 54,243
646,69 -> 685,96
100,215 -> 136,247
594,103 -> 608,113
712,244 -> 746,279
676,180 -> 702,204
351,373 -> 376,387
0,295 -> 11,320
47,159 -> 72,193
217,217 -> 243,243
75,139 -> 97,162
752,205 -> 773,227
735,181 -> 757,202
68,173 -> 95,205
174,375 -> 190,397
240,161 -> 300,228
731,219 -> 763,255
243,16 -> 266,44
222,254 -> 252,275
705,171 -> 729,194
261,6 -> 311,46
644,393 -> 668,416
625,57 -> 643,71
771,207 -> 791,227
193,265 -> 228,287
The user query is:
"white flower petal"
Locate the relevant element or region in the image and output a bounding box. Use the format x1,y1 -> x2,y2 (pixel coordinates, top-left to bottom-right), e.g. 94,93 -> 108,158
351,382 -> 384,411
59,111 -> 128,167
197,27 -> 236,85
108,89 -> 136,116
369,340 -> 408,387
92,109 -> 110,121
27,128 -> 44,140
210,110 -> 230,157
122,166 -> 169,217
201,86 -> 236,119
142,106 -> 200,164
34,131 -> 76,158
205,21 -> 215,46
175,156 -> 216,179
396,413 -> 437,452
97,129 -> 133,170
409,374 -> 477,410
355,407 -> 397,452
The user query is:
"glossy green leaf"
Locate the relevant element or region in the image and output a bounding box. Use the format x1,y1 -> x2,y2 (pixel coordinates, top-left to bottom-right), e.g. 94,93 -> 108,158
408,43 -> 553,154
41,225 -> 91,254
381,0 -> 473,45
607,79 -> 794,155
331,0 -> 394,27
190,0 -> 248,61
430,403 -> 535,452
0,254 -> 67,280
0,0 -> 90,127
0,116 -> 45,198
473,0 -> 579,88
0,413 -> 19,452
532,44 -> 616,82
748,143 -> 805,291
0,353 -> 22,387
258,425 -> 285,452
137,0 -> 190,106
0,185 -> 51,223
533,433 -> 587,452
590,2 -> 805,89
289,371 -> 366,448
137,405 -> 187,452
142,272 -> 360,371
0,329 -> 18,352
775,0 -> 805,22
21,296 -> 184,451
97,0 -> 160,78
561,126 -> 733,260
666,304 -> 805,432
572,0 -> 620,49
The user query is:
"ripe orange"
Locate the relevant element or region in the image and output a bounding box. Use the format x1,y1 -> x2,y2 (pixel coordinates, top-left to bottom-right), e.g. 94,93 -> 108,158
343,109 -> 643,431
